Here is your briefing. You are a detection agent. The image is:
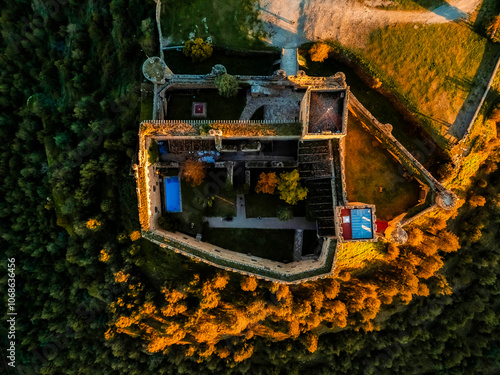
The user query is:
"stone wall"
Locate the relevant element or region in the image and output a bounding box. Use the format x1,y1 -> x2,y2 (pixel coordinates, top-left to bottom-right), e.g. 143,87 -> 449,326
145,229 -> 338,284
349,94 -> 445,193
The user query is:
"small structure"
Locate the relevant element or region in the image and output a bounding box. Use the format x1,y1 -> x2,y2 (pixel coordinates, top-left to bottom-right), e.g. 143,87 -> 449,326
337,205 -> 377,242
142,57 -> 171,84
192,102 -> 207,118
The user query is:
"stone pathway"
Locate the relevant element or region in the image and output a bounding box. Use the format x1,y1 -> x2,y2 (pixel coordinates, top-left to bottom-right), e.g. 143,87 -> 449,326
281,48 -> 299,76
293,229 -> 303,261
204,193 -> 316,230
239,90 -> 304,121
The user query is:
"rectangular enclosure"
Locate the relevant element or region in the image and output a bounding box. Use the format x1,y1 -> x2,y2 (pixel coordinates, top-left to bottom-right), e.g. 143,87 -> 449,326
164,176 -> 182,213
308,90 -> 346,134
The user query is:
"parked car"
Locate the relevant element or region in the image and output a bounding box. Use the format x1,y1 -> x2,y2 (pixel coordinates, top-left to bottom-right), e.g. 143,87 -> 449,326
221,216 -> 233,222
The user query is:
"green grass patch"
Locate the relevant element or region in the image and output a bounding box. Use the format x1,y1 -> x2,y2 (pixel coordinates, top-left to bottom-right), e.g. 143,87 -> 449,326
137,238 -> 188,288
164,50 -> 279,76
161,0 -> 265,49
345,115 -> 421,221
140,84 -> 154,121
202,228 -> 296,262
166,88 -> 247,120
335,240 -> 387,273
360,22 -> 499,147
207,191 -> 237,217
244,192 -> 306,218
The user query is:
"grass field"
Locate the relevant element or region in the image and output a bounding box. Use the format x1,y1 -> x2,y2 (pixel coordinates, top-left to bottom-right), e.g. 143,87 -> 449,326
360,21 -> 499,148
166,89 -> 247,120
344,116 -> 421,221
335,240 -> 387,273
202,228 -> 296,262
164,50 -> 279,76
137,238 -> 189,288
244,192 -> 306,218
161,0 -> 265,49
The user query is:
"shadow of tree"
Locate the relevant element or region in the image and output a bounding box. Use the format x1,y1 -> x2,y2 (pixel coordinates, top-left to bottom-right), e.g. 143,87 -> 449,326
407,0 -> 467,20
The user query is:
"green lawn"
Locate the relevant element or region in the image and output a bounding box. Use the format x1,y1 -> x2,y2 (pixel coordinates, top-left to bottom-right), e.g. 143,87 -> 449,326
244,192 -> 306,218
207,190 -> 237,217
140,84 -> 154,122
344,116 -> 421,221
202,228 -> 296,262
161,0 -> 266,49
136,238 -> 188,288
163,50 -> 279,76
166,89 -> 247,120
359,21 -> 500,148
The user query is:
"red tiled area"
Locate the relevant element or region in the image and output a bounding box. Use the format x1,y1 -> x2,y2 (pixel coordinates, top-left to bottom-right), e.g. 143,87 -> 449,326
375,220 -> 388,234
340,208 -> 352,240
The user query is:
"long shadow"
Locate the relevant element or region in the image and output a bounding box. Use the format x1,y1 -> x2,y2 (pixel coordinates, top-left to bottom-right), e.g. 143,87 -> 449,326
446,0 -> 500,139
407,0 -> 467,20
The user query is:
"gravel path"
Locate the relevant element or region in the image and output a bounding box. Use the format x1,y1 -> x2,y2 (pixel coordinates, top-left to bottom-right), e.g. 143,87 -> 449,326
204,194 -> 317,229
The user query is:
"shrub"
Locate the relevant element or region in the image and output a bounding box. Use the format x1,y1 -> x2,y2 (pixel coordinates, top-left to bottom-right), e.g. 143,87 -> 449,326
148,139 -> 159,164
277,206 -> 293,221
183,38 -> 213,62
310,43 -> 332,62
490,102 -> 500,122
157,215 -> 179,231
486,15 -> 500,43
214,73 -> 239,98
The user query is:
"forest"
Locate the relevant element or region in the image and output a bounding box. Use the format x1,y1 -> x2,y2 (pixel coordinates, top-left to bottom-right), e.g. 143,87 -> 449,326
1,0 -> 499,374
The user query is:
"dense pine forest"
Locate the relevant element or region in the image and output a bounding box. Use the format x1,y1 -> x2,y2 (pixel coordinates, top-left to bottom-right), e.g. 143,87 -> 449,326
1,0 -> 500,374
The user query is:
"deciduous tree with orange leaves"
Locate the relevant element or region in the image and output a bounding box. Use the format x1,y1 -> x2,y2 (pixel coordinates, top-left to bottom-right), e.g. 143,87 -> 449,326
182,159 -> 206,187
255,172 -> 279,194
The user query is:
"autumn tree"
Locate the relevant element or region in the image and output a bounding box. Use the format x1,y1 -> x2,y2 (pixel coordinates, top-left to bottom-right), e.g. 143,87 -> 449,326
255,172 -> 279,194
182,159 -> 206,187
214,73 -> 239,98
183,38 -> 213,62
277,169 -> 308,205
469,194 -> 486,207
490,102 -> 500,122
486,15 -> 500,43
310,43 -> 332,62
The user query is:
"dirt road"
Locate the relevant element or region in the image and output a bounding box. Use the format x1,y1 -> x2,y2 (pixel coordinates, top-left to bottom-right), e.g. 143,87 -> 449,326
260,0 -> 482,48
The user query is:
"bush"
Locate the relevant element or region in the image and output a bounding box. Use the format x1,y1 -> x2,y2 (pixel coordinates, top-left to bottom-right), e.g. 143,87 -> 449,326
486,16 -> 500,43
277,206 -> 293,221
183,38 -> 213,62
310,43 -> 332,62
214,73 -> 239,98
148,139 -> 159,164
489,103 -> 500,123
157,215 -> 179,231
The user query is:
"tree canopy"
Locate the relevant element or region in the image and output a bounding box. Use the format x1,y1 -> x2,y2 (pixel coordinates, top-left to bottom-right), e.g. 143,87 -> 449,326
277,169 -> 308,205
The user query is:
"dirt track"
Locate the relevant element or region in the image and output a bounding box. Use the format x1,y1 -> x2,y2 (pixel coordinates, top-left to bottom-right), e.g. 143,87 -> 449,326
260,0 -> 482,48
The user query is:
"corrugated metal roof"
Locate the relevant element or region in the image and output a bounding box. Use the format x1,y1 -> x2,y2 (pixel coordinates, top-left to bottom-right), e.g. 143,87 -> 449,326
351,209 -> 373,239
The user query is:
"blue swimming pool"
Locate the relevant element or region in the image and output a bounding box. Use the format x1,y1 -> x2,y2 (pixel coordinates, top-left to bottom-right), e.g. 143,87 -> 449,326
164,176 -> 182,212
